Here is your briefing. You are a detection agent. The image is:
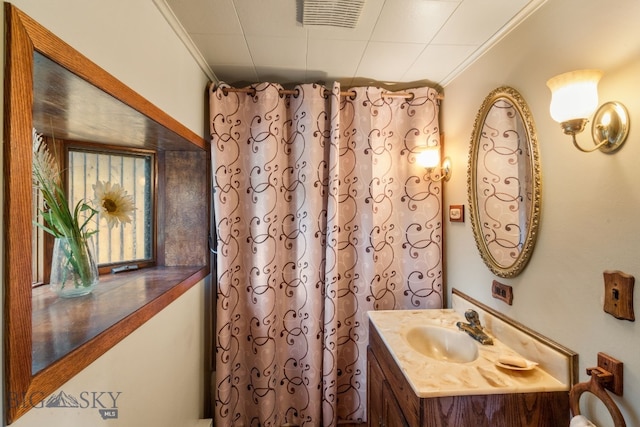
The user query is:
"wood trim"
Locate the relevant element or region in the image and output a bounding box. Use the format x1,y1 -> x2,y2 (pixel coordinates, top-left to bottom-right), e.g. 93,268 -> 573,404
3,4 -> 210,424
16,6 -> 205,152
4,3 -> 36,421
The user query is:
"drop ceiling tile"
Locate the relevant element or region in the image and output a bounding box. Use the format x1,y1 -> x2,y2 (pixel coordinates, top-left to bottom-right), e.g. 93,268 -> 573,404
402,44 -> 478,83
166,0 -> 242,34
356,42 -> 426,82
163,0 -> 536,86
307,39 -> 368,83
246,35 -> 308,69
307,0 -> 386,41
371,0 -> 460,43
234,0 -> 306,38
190,33 -> 252,66
432,0 -> 531,45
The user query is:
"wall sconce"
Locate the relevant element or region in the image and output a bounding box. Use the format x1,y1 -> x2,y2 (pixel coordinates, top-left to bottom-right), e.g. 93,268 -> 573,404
546,69 -> 630,153
416,146 -> 451,182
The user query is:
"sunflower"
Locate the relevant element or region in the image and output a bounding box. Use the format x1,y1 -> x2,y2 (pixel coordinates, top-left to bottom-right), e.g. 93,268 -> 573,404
92,181 -> 136,229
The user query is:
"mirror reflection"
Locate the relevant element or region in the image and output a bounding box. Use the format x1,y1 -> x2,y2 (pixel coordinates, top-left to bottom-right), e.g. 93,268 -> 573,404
468,86 -> 541,278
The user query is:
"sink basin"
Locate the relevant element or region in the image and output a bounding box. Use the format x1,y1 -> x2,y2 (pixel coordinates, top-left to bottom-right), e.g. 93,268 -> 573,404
405,326 -> 479,363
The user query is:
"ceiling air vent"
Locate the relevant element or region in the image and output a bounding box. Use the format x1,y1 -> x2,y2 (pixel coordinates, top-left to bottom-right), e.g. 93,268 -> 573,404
302,0 -> 365,29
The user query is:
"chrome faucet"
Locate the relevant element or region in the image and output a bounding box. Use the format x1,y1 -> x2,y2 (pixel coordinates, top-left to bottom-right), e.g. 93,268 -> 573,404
456,309 -> 493,345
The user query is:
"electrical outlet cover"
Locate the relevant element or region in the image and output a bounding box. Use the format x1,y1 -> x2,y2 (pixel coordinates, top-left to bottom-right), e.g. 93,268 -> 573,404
491,280 -> 513,305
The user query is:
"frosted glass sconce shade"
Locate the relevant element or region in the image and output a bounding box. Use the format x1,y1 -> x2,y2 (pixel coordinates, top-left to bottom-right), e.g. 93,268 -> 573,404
546,69 -> 629,154
547,69 -> 602,123
416,146 -> 451,182
416,146 -> 441,168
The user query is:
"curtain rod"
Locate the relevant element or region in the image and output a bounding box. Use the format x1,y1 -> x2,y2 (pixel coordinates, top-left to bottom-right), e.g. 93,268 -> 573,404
220,86 -> 444,100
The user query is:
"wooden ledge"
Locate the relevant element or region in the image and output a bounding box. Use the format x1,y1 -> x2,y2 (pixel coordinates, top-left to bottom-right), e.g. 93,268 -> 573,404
10,265 -> 210,421
32,266 -> 208,373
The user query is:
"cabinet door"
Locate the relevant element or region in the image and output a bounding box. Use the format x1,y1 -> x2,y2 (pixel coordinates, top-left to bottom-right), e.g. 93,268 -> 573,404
368,348 -> 384,427
383,381 -> 409,427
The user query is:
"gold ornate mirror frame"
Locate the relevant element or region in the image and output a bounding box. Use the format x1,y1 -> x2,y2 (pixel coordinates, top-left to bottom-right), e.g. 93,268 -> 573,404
467,86 -> 542,278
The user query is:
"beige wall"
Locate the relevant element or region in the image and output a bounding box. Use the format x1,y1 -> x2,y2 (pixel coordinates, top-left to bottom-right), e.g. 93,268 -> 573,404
10,284 -> 208,427
4,0 -> 640,425
1,1 -> 211,426
443,0 -> 640,425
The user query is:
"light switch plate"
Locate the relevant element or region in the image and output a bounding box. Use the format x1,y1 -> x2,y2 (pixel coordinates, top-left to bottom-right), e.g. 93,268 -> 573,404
449,204 -> 464,222
603,270 -> 635,321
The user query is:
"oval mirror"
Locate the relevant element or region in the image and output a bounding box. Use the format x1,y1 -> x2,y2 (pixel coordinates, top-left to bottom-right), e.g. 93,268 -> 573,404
468,86 -> 542,278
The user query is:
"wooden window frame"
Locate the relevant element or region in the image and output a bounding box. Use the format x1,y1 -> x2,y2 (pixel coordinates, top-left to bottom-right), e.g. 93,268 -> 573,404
63,142 -> 158,274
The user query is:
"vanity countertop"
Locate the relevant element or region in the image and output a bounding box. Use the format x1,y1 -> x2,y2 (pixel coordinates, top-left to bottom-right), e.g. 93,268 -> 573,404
368,309 -> 570,398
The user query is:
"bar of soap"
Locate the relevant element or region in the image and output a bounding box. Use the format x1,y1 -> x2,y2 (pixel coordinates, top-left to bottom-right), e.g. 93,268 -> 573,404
498,355 -> 528,368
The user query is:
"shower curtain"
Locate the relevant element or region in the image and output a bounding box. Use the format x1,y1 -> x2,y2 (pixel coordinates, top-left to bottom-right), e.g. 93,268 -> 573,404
210,82 -> 443,426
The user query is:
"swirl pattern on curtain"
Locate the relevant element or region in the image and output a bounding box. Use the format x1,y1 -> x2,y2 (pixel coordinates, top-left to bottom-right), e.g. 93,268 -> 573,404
210,82 -> 442,426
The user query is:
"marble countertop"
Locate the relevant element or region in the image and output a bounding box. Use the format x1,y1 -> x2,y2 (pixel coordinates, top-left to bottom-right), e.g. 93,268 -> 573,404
368,309 -> 570,398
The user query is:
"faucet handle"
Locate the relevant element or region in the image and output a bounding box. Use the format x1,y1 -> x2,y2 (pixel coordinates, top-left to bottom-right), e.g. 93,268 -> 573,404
465,309 -> 481,326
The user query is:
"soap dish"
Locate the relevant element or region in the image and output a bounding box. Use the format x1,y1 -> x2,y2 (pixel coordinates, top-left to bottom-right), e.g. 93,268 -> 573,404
495,359 -> 538,371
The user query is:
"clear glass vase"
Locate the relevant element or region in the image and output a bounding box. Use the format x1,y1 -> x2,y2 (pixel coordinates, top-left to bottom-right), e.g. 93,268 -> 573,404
50,236 -> 99,298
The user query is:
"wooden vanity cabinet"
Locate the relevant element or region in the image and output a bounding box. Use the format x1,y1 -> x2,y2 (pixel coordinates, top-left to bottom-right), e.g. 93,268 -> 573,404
368,347 -> 410,427
367,347 -> 384,426
367,321 -> 570,427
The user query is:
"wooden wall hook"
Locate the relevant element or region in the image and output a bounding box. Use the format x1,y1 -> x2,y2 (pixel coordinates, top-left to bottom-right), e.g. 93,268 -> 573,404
586,366 -> 613,386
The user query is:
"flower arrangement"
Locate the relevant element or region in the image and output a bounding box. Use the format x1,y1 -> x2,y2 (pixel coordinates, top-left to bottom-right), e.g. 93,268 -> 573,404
32,129 -> 136,295
92,181 -> 136,229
